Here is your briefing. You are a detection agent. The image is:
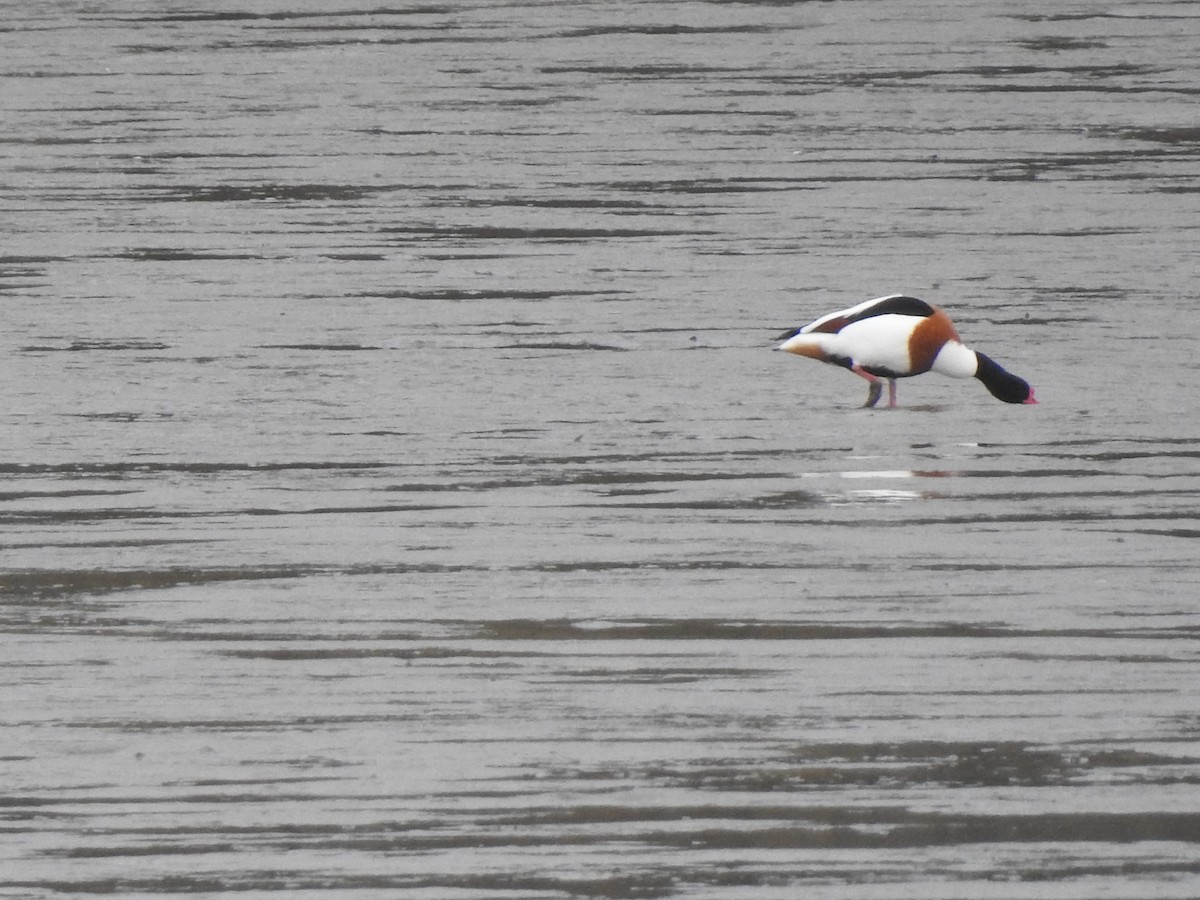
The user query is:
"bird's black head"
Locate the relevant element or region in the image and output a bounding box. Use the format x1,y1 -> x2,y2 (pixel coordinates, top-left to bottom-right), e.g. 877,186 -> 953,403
975,353 -> 1037,404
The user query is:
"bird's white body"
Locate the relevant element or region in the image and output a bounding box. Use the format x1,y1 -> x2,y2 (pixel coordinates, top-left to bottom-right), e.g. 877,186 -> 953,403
812,314 -> 923,377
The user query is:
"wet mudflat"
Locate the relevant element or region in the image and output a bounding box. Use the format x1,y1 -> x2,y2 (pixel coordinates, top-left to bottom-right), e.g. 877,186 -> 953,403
3,1 -> 1200,897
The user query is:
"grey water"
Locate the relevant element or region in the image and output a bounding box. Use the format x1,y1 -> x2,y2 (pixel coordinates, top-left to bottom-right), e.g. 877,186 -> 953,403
3,1 -> 1200,897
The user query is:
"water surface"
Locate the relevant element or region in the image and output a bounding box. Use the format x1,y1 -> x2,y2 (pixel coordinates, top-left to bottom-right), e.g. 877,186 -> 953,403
3,2 -> 1200,897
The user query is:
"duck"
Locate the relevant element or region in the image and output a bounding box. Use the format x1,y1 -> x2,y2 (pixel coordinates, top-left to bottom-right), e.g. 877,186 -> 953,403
776,294 -> 1037,408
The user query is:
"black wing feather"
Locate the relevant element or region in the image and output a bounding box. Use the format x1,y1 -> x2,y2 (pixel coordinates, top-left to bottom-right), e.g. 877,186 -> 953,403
849,295 -> 935,322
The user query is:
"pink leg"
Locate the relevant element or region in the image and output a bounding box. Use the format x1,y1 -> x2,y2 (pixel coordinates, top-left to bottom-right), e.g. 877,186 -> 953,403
850,365 -> 882,408
887,379 -> 897,408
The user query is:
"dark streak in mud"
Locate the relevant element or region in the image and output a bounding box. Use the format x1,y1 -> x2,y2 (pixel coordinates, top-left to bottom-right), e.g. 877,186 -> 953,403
382,224 -> 714,242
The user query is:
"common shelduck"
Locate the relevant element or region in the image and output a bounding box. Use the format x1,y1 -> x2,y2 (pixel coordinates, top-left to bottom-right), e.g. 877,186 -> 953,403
776,295 -> 1037,408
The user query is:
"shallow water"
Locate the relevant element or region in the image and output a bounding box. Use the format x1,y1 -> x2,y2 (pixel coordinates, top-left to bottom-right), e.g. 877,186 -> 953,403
3,1 -> 1200,897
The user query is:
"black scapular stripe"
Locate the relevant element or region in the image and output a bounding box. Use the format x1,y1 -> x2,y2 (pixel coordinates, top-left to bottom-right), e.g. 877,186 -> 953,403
849,295 -> 935,323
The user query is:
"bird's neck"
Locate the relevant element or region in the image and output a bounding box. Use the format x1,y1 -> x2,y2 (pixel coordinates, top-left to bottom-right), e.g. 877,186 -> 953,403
930,341 -> 978,378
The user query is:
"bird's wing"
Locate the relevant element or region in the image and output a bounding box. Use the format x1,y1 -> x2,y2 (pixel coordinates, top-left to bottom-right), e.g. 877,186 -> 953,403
801,295 -> 935,334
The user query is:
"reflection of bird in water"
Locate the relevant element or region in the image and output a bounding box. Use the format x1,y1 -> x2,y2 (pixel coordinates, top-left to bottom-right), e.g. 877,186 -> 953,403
776,295 -> 1037,408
